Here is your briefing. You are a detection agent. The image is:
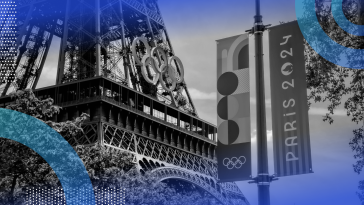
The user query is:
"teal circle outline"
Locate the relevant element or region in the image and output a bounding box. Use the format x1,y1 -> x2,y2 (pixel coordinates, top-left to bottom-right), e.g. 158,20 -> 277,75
296,0 -> 364,69
0,108 -> 95,204
331,0 -> 364,36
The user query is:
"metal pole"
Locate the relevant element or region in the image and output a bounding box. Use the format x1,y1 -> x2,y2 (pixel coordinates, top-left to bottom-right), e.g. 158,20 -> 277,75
254,0 -> 270,204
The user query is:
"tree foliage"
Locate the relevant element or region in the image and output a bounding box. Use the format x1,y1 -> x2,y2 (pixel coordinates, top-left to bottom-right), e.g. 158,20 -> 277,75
0,89 -> 88,204
0,90 -> 244,205
5,89 -> 88,138
302,0 -> 364,202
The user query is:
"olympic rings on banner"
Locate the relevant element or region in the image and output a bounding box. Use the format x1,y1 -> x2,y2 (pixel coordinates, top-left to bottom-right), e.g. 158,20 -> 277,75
223,156 -> 246,169
132,36 -> 184,92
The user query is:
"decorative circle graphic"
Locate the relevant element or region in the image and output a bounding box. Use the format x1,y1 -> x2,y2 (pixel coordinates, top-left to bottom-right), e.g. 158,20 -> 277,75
217,120 -> 240,145
0,108 -> 95,205
296,0 -> 364,69
217,72 -> 239,96
331,0 -> 364,36
217,95 -> 239,120
222,156 -> 246,169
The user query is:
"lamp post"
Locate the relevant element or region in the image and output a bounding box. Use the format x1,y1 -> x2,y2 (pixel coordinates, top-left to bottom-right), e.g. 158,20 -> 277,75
246,0 -> 276,204
253,0 -> 270,203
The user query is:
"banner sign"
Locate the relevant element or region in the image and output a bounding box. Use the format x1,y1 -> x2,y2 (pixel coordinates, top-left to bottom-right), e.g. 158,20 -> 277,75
269,21 -> 313,177
216,34 -> 252,182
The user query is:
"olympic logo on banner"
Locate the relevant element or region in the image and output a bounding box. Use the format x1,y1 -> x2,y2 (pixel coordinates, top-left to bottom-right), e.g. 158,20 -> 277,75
222,156 -> 246,169
295,0 -> 364,69
131,36 -> 184,92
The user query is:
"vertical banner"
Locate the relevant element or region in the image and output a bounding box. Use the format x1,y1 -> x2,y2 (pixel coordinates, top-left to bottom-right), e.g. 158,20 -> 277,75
269,21 -> 313,177
216,34 -> 252,182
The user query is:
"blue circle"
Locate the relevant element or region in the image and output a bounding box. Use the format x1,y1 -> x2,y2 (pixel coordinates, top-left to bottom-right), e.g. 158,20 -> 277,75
0,108 -> 95,204
296,0 -> 364,69
332,0 -> 364,36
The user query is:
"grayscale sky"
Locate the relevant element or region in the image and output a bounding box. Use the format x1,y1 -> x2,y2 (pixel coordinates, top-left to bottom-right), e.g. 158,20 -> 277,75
158,1 -> 362,205
36,0 -> 363,204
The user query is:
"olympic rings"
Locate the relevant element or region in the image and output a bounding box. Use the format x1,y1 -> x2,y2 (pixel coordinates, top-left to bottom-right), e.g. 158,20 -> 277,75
222,156 -> 246,169
132,36 -> 185,92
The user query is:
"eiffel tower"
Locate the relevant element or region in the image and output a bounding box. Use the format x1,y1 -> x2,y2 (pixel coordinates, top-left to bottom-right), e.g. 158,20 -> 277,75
0,0 -> 249,204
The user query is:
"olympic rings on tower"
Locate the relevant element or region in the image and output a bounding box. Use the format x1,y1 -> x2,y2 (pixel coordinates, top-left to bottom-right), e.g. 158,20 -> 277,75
132,36 -> 185,92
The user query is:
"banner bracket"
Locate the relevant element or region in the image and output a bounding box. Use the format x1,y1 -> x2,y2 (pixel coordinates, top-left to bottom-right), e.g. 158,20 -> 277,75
248,175 -> 279,184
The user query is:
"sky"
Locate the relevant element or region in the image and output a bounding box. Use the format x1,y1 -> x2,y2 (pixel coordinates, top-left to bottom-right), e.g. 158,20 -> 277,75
34,0 -> 364,204
157,1 -> 363,205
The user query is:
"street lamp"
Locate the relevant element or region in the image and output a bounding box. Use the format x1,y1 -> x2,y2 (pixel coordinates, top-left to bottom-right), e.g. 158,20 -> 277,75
245,0 -> 277,205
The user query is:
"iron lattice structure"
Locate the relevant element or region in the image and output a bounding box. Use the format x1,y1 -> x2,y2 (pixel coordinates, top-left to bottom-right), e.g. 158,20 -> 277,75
0,0 -> 249,204
0,0 -> 197,115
